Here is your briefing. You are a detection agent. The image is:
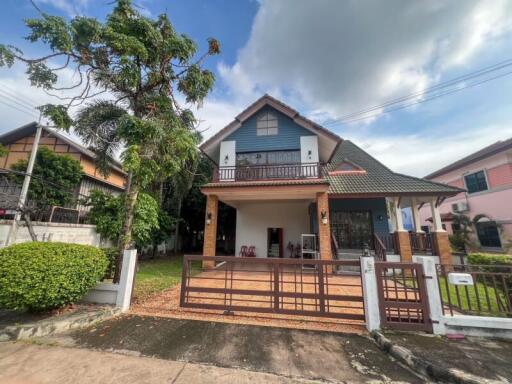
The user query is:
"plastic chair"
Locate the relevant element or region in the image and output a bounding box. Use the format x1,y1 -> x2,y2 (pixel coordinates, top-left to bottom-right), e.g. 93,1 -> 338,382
247,246 -> 256,257
239,245 -> 248,257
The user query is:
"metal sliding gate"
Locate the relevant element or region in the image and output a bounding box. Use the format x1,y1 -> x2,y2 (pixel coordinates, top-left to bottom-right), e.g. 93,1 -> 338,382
375,261 -> 433,332
180,255 -> 365,322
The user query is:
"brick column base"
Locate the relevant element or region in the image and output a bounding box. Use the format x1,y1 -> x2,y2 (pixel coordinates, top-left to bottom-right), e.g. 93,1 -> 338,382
432,231 -> 451,266
316,192 -> 332,261
395,231 -> 412,263
202,194 -> 218,269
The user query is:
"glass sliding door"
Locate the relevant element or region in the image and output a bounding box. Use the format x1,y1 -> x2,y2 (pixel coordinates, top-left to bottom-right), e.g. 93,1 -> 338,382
331,210 -> 373,249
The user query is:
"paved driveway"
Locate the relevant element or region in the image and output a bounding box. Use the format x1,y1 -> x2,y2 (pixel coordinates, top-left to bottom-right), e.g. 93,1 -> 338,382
38,315 -> 423,383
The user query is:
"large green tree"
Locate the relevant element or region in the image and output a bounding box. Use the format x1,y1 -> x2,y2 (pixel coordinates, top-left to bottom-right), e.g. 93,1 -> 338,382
0,0 -> 220,268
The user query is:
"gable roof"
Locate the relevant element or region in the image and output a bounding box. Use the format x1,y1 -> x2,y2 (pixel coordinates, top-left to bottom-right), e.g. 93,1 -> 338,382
326,140 -> 463,196
0,122 -> 126,174
425,137 -> 512,179
200,94 -> 342,162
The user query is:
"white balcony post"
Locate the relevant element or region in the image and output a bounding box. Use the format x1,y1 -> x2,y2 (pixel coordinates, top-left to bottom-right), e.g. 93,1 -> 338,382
361,256 -> 381,331
411,198 -> 424,233
393,197 -> 405,232
430,198 -> 445,232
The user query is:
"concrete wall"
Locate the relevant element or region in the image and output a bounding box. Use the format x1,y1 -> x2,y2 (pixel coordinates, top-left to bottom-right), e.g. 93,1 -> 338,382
235,201 -> 310,257
0,220 -> 112,248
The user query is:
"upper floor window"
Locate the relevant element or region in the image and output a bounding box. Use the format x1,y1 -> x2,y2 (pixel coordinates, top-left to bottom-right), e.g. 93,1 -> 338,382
464,170 -> 488,194
256,112 -> 278,136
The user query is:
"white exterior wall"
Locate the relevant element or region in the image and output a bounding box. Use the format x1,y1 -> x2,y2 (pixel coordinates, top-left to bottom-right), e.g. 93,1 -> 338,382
235,201 -> 310,258
0,221 -> 112,248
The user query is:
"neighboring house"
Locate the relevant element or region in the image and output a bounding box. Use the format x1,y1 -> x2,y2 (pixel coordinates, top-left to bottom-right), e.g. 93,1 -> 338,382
0,122 -> 127,213
419,138 -> 512,253
199,95 -> 461,267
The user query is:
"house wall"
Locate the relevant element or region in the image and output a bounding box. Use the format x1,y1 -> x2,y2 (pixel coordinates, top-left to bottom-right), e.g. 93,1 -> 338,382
0,220 -> 112,248
419,149 -> 512,252
235,201 -> 310,258
225,105 -> 315,153
0,130 -> 126,190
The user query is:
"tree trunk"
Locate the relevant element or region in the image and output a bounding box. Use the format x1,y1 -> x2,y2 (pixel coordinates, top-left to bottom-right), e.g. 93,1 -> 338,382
113,172 -> 140,283
173,200 -> 182,256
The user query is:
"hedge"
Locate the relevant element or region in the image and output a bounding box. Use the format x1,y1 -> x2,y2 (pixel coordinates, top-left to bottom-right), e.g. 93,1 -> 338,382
468,253 -> 512,267
0,242 -> 108,312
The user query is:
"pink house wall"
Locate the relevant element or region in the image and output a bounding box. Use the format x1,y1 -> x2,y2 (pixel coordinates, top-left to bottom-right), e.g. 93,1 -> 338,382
419,149 -> 512,251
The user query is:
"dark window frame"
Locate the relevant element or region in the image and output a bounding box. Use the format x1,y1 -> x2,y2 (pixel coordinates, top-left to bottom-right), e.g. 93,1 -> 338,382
464,170 -> 488,194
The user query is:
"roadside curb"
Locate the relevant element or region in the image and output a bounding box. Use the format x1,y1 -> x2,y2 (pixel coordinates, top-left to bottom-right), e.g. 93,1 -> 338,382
371,331 -> 503,384
0,306 -> 122,342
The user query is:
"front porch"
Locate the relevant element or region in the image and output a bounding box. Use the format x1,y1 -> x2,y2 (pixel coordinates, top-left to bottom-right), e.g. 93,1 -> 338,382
200,182 -> 453,267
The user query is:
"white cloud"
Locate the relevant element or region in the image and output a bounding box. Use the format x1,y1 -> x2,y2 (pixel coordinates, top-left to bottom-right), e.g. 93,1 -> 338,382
219,0 -> 512,120
352,124 -> 512,177
35,0 -> 91,16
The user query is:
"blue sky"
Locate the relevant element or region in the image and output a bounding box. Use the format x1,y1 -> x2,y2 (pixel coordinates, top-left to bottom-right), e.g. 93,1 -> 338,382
1,0 -> 512,177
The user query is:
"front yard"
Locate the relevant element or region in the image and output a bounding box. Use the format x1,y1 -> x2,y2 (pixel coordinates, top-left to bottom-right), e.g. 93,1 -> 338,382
133,256 -> 201,303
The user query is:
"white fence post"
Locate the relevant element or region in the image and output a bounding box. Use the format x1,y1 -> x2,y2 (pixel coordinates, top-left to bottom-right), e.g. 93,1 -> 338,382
413,256 -> 445,335
361,256 -> 381,331
116,249 -> 137,312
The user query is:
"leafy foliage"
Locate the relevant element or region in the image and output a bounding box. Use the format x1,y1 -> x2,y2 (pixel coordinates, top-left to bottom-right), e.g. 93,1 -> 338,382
0,242 -> 108,311
10,147 -> 82,208
468,253 -> 512,267
87,190 -> 161,248
1,0 -> 220,252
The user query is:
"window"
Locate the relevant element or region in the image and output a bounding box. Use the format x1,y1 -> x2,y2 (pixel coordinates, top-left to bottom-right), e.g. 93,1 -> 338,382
476,221 -> 502,248
256,112 -> 278,136
464,170 -> 488,193
451,223 -> 461,233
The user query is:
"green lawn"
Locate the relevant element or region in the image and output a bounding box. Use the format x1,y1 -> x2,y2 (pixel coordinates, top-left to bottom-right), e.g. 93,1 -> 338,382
437,276 -> 509,316
133,257 -> 201,303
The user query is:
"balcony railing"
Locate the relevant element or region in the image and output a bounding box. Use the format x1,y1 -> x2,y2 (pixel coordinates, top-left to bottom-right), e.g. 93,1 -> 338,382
214,162 -> 323,182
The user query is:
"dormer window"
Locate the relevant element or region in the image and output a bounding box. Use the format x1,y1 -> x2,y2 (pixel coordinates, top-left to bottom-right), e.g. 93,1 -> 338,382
256,112 -> 278,136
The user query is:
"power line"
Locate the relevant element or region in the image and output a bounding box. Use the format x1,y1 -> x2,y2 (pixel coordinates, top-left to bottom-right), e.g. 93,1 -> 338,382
333,68 -> 512,125
0,89 -> 39,116
0,99 -> 39,119
323,58 -> 512,126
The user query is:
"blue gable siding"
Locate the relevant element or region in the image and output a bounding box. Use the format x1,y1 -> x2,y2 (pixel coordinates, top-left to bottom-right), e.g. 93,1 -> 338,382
226,106 -> 315,153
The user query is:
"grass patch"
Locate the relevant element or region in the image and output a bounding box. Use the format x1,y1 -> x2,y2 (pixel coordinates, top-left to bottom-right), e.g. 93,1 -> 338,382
437,276 -> 509,316
133,257 -> 201,303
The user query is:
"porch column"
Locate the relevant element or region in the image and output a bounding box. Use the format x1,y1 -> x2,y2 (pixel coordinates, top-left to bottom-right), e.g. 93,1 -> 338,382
411,198 -> 426,250
202,194 -> 218,269
392,197 -> 412,263
430,198 -> 452,266
316,192 -> 332,260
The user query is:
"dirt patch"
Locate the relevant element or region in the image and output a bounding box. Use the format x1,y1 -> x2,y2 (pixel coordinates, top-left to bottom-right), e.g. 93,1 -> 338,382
69,315 -> 423,383
384,331 -> 512,382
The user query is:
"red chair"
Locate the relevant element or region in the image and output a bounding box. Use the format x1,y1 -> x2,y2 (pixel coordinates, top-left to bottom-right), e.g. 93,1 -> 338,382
247,246 -> 256,257
239,245 -> 248,257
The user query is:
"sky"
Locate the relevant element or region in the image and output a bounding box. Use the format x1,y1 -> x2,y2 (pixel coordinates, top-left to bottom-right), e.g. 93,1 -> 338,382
1,0 -> 512,177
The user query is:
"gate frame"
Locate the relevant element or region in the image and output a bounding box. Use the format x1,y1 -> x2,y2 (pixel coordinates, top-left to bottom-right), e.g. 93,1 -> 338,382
374,261 -> 433,333
179,255 -> 366,321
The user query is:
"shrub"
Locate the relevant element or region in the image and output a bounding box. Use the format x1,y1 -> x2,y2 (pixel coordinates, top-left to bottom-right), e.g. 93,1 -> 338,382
449,233 -> 466,252
0,242 -> 108,312
468,253 -> 512,267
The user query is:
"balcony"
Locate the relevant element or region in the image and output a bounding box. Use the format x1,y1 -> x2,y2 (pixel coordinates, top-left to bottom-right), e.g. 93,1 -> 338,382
214,162 -> 324,182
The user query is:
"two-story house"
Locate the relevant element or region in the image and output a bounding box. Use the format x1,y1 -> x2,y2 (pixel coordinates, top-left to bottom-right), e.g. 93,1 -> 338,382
199,95 -> 461,268
419,138 -> 512,253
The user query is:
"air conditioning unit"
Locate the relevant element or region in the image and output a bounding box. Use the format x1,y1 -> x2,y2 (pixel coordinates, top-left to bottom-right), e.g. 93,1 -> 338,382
452,202 -> 469,213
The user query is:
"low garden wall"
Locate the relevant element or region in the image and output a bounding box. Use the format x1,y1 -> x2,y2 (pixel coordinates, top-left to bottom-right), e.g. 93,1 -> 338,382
0,220 -> 112,248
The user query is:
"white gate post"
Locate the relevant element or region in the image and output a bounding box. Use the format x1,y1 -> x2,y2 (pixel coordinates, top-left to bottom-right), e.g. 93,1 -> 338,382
361,256 -> 381,331
116,249 -> 137,312
413,256 -> 446,335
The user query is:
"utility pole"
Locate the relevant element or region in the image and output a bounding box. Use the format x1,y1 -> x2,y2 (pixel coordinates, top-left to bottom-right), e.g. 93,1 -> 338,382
5,116 -> 44,247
